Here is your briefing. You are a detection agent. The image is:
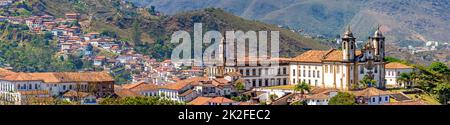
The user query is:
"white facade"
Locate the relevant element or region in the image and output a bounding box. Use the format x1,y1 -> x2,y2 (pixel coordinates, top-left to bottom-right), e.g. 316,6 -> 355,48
385,68 -> 414,88
360,95 -> 390,105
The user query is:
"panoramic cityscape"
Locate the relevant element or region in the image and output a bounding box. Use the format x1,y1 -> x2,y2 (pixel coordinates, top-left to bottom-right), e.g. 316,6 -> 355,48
0,0 -> 449,106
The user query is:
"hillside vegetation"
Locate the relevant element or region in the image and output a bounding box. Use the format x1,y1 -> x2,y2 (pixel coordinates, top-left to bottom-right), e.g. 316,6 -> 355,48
20,0 -> 326,59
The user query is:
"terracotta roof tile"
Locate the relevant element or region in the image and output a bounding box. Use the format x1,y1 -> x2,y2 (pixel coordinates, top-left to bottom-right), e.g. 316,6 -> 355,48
122,81 -> 148,89
385,62 -> 413,69
291,49 -> 362,63
209,97 -> 235,104
114,89 -> 142,98
291,50 -> 328,63
352,87 -> 391,97
130,84 -> 159,92
19,90 -> 50,95
384,100 -> 428,105
189,97 -> 212,105
0,71 -> 114,83
161,77 -> 208,91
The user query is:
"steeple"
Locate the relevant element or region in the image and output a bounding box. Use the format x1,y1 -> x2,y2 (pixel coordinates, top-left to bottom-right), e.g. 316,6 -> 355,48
370,25 -> 385,61
343,26 -> 354,38
373,25 -> 383,38
342,26 -> 356,62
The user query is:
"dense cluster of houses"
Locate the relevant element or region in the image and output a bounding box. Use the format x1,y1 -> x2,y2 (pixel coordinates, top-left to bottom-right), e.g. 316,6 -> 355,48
115,72 -> 245,105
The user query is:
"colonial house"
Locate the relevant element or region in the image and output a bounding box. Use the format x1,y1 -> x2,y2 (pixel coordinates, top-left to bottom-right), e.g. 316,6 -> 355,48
303,88 -> 338,105
205,57 -> 291,90
158,77 -> 208,102
192,78 -> 236,97
289,27 -> 386,90
385,62 -> 414,88
62,90 -> 97,104
128,82 -> 159,97
352,87 -> 391,105
0,69 -> 115,98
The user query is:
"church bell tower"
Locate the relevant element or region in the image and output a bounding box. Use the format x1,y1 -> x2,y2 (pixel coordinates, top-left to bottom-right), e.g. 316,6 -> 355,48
342,26 -> 356,62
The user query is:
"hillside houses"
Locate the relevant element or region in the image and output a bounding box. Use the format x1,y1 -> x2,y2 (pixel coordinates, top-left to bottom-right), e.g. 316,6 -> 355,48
116,74 -> 245,103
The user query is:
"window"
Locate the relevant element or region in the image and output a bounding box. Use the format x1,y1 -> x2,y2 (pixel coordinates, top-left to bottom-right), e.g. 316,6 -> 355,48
374,66 -> 378,73
313,71 -> 316,78
303,70 -> 306,77
293,79 -> 296,84
259,80 -> 262,87
372,98 -> 375,102
325,65 -> 328,73
317,71 -> 320,78
246,69 -> 250,76
293,69 -> 296,76
299,70 -> 301,77
379,97 -> 382,102
28,84 -> 32,90
308,70 -> 311,77
252,69 -> 256,76
63,85 -> 66,90
259,69 -> 262,76
283,68 -> 287,75
360,66 -> 364,74
385,97 -> 388,101
240,69 -> 243,75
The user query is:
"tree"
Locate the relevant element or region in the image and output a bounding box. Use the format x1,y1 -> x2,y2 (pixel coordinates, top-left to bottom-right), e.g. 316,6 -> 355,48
235,81 -> 245,93
328,92 -> 357,105
397,72 -> 413,88
359,75 -> 377,88
295,81 -> 311,98
429,62 -> 450,76
433,83 -> 450,104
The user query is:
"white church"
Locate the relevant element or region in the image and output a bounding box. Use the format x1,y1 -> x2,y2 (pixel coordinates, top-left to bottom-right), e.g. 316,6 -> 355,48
289,26 -> 387,90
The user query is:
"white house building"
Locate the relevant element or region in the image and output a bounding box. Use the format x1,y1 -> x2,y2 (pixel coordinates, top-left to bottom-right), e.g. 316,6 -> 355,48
385,62 -> 414,88
353,87 -> 391,105
304,88 -> 339,105
289,27 -> 386,90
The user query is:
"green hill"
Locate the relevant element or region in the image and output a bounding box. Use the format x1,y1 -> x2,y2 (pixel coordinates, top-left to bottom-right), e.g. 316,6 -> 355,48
17,0 -> 326,58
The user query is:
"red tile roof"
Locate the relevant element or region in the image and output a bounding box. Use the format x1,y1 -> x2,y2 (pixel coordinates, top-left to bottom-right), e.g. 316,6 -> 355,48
291,49 -> 362,63
385,62 -> 413,69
